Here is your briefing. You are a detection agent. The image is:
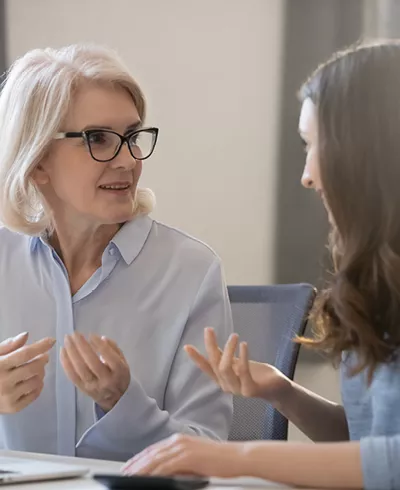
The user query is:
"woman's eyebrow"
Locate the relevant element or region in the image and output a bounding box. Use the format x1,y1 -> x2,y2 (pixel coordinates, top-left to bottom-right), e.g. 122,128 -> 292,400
82,124 -> 113,131
80,121 -> 142,132
125,121 -> 142,133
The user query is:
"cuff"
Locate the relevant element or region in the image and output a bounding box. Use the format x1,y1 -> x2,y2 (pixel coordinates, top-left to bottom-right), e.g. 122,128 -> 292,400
77,377 -> 166,460
94,403 -> 107,422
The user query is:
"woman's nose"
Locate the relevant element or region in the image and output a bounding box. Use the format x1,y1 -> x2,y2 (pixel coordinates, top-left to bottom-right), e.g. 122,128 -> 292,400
301,168 -> 314,189
111,142 -> 136,169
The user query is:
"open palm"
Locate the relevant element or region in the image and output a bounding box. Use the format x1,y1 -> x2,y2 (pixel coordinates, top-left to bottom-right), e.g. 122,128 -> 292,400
184,328 -> 289,401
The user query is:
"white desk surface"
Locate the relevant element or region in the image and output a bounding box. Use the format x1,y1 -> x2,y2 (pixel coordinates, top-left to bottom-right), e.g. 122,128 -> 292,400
0,450 -> 292,490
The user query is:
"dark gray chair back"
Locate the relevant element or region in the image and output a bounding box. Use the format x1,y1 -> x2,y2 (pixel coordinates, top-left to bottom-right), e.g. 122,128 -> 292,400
227,284 -> 316,441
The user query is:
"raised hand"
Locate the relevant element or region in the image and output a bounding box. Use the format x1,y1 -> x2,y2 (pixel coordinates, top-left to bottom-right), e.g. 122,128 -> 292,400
184,327 -> 290,402
60,332 -> 130,412
0,332 -> 55,414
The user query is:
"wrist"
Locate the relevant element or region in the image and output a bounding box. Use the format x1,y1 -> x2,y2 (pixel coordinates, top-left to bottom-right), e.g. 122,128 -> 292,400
97,392 -> 120,413
236,442 -> 272,478
267,376 -> 294,408
229,443 -> 256,477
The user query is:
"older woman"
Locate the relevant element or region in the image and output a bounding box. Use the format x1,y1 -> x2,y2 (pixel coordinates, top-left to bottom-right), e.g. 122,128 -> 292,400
0,44 -> 233,461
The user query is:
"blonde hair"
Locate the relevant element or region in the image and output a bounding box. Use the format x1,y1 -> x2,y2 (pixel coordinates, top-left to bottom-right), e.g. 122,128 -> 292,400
0,43 -> 156,236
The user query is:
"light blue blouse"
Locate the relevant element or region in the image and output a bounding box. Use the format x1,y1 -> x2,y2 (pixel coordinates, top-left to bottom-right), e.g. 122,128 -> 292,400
341,355 -> 400,489
0,215 -> 233,461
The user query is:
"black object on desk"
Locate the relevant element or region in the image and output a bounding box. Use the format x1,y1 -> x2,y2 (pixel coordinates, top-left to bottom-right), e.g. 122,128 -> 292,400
93,474 -> 209,490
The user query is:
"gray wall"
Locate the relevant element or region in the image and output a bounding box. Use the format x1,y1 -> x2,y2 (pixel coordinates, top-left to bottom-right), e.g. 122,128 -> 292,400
364,0 -> 400,37
273,0 -> 364,287
0,0 -> 5,76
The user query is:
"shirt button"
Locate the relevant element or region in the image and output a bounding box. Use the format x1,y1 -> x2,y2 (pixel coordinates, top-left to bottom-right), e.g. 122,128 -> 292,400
109,247 -> 115,256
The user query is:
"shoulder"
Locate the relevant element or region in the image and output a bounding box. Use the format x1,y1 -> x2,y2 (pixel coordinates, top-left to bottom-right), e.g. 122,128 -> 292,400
0,227 -> 34,270
0,226 -> 31,250
150,219 -> 221,270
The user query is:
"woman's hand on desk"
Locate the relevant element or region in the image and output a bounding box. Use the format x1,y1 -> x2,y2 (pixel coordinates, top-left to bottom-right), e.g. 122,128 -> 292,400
60,332 -> 130,412
122,434 -> 245,478
0,332 -> 55,414
184,328 -> 290,403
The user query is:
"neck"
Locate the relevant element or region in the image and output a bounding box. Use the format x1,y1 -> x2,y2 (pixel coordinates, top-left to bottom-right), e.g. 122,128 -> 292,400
49,219 -> 120,278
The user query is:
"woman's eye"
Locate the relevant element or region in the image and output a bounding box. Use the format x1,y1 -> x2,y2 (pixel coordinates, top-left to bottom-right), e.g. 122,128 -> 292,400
128,133 -> 139,145
301,139 -> 310,153
88,131 -> 108,145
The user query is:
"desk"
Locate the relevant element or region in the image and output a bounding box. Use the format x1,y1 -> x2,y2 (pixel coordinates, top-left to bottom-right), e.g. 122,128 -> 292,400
0,450 -> 120,489
0,450 -> 299,489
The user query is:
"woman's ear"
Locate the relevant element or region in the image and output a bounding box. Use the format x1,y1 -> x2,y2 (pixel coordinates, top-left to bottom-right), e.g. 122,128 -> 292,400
31,161 -> 50,186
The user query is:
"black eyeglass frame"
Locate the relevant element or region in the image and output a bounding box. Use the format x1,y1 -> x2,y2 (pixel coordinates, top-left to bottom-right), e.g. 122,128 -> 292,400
54,127 -> 159,162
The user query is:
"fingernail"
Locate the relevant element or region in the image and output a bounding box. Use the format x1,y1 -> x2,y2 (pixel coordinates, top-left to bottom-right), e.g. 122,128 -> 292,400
13,332 -> 28,341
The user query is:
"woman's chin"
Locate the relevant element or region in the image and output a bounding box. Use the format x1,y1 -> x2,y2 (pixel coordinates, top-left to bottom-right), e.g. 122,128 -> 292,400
99,207 -> 137,226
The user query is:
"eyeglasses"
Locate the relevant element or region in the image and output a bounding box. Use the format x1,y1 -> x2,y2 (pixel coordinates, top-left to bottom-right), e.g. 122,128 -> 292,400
54,127 -> 159,163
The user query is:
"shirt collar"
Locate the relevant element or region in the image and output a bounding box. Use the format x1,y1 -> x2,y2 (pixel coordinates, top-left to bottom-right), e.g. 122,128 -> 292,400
29,215 -> 153,265
111,215 -> 153,265
29,235 -> 45,253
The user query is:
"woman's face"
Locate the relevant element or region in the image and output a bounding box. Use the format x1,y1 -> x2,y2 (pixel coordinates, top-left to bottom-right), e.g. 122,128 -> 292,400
299,98 -> 333,222
33,83 -> 143,228
299,98 -> 321,192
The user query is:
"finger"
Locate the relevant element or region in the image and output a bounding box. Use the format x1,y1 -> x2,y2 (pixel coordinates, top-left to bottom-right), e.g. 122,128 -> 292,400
147,442 -> 192,476
60,346 -> 83,387
13,385 -> 43,412
128,445 -> 191,477
123,454 -> 157,475
12,375 -> 44,401
123,458 -> 156,475
184,345 -> 217,381
122,435 -> 180,473
64,335 -> 96,382
3,338 -> 55,370
0,332 -> 29,356
9,354 -> 48,385
219,334 -> 241,393
71,333 -> 109,379
151,456 -> 193,476
89,336 -> 122,372
220,334 -> 239,368
238,342 -> 255,390
96,336 -> 125,359
204,328 -> 223,371
124,447 -> 173,476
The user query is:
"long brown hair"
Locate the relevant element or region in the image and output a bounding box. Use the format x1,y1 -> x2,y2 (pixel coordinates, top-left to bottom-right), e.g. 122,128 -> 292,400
298,41 -> 400,379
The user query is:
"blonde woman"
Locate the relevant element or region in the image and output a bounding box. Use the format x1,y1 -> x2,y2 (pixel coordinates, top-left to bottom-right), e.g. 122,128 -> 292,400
0,44 -> 233,460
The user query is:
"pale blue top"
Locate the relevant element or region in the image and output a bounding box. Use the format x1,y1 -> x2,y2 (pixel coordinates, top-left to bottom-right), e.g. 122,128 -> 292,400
341,356 -> 400,490
0,215 -> 233,461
